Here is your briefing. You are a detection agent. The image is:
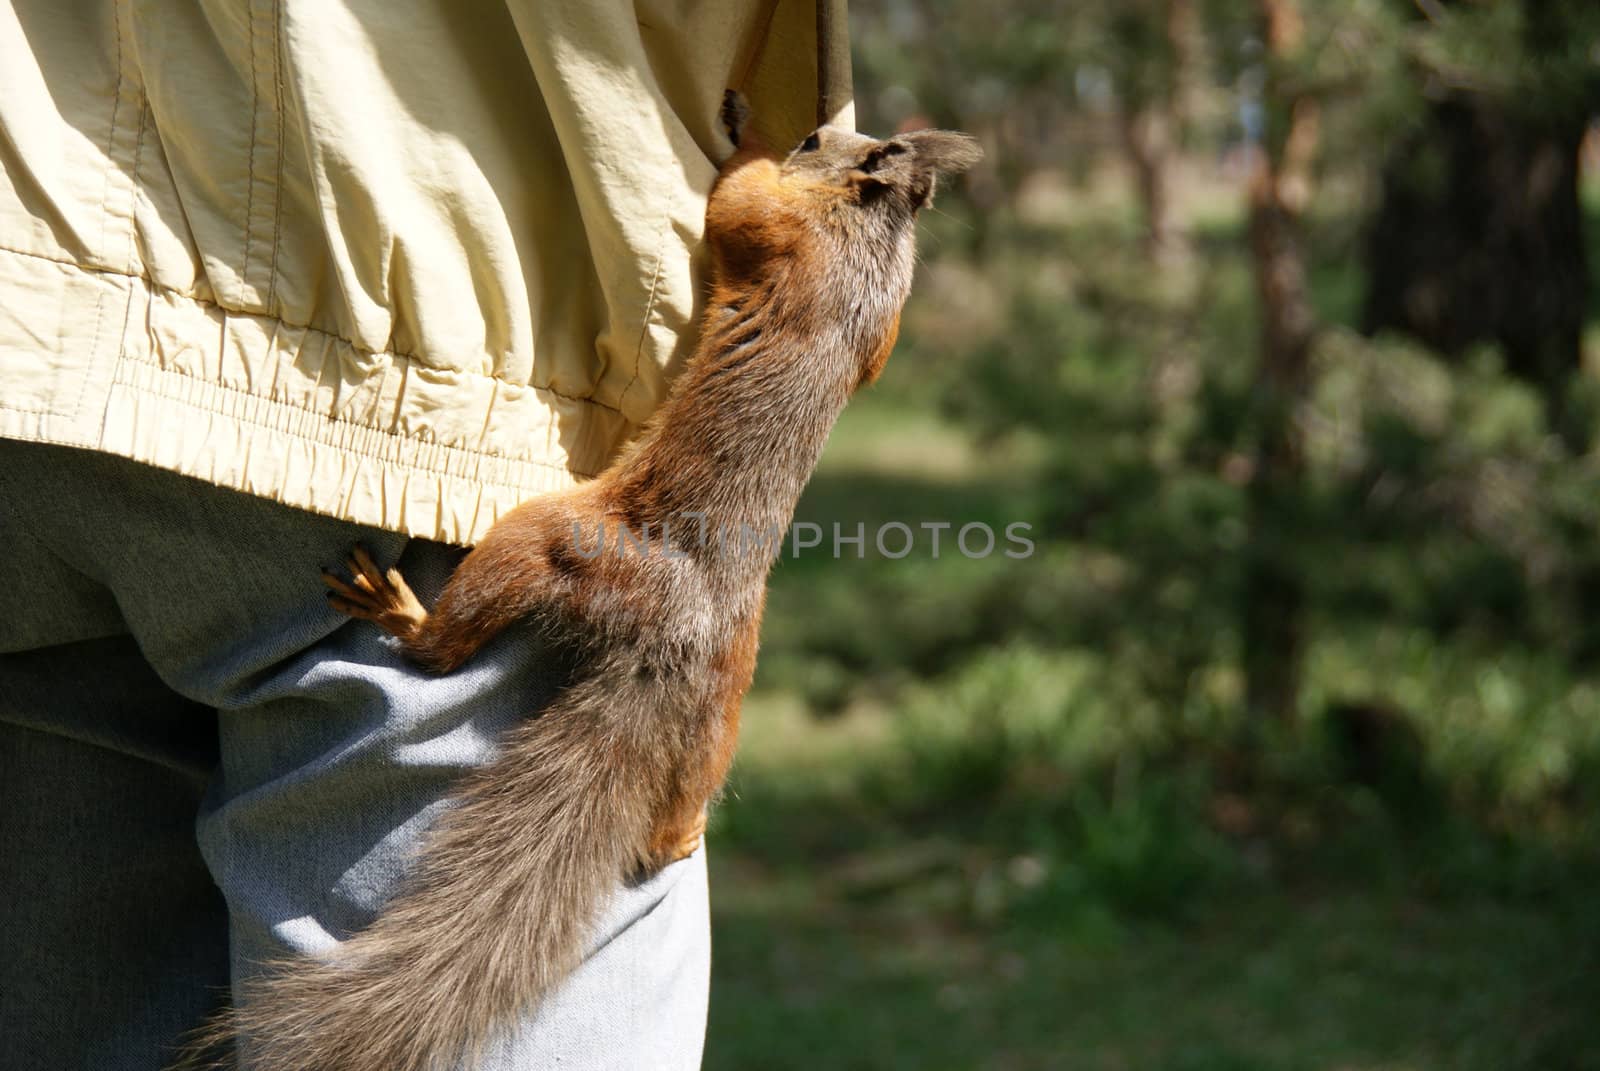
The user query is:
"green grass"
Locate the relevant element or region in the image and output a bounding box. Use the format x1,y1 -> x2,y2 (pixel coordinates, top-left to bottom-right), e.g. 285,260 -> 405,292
709,865 -> 1597,1070
706,693 -> 1600,1071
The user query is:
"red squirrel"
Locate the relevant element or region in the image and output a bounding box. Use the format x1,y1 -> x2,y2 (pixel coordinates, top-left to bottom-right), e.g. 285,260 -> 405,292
186,93 -> 979,1071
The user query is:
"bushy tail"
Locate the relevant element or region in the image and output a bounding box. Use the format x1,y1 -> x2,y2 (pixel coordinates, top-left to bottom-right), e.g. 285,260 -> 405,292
173,676 -> 672,1071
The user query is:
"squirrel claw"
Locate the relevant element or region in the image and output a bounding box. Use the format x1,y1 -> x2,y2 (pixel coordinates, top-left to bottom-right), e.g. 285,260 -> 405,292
720,89 -> 750,148
321,546 -> 429,641
668,807 -> 709,864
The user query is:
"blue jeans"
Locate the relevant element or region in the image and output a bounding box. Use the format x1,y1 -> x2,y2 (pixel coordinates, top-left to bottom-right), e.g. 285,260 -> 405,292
0,440 -> 709,1070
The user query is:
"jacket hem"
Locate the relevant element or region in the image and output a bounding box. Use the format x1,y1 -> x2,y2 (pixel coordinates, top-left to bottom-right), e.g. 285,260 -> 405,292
0,247 -> 622,545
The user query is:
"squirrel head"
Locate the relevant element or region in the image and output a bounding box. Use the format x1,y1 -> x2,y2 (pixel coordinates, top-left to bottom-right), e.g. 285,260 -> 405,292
705,98 -> 982,392
782,126 -> 983,215
788,126 -> 981,387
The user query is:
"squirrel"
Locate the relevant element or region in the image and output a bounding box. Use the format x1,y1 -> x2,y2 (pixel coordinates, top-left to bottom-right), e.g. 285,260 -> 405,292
180,92 -> 980,1071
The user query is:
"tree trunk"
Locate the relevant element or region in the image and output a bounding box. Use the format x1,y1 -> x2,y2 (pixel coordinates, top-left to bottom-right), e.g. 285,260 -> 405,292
1362,97 -> 1588,445
1116,0 -> 1200,267
1165,0 -> 1201,136
1119,106 -> 1183,265
1242,0 -> 1319,725
1362,0 -> 1593,448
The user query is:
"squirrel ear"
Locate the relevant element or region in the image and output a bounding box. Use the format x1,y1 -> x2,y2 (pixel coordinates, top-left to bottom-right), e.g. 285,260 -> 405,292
852,170 -> 920,209
850,161 -> 895,191
899,130 -> 983,176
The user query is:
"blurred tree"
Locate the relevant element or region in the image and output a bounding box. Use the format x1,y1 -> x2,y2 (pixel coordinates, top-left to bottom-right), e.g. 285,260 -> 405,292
1111,0 -> 1203,264
848,0 -> 1080,251
850,0 -> 1209,262
1362,0 -> 1600,448
1241,0 -> 1320,726
848,0 -> 1600,775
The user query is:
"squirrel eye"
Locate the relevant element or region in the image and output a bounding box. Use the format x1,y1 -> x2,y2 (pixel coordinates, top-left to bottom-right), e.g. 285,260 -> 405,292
799,132 -> 821,153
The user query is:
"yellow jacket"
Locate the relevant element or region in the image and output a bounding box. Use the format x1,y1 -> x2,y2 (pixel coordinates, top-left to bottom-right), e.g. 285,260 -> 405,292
0,0 -> 850,544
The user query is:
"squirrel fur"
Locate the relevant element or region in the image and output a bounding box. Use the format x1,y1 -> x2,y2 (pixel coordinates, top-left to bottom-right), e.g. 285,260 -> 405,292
177,93 -> 980,1071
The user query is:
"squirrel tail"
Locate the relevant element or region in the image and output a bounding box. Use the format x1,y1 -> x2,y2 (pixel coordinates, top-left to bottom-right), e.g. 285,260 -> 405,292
172,668 -> 676,1071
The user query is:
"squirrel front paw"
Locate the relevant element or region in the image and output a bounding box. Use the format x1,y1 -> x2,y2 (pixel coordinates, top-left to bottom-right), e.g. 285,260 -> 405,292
720,89 -> 751,148
321,543 -> 429,642
641,805 -> 708,876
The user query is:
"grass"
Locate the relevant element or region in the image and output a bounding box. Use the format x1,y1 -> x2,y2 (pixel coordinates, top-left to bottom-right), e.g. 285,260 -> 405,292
709,856 -> 1597,1070
706,695 -> 1600,1071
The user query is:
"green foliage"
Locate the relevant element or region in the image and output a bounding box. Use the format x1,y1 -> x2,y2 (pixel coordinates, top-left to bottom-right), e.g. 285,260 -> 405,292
710,2 -> 1600,1065
710,153 -> 1600,1071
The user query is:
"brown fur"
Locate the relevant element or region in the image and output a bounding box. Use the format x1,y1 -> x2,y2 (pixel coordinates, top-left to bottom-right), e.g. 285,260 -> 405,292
174,94 -> 979,1071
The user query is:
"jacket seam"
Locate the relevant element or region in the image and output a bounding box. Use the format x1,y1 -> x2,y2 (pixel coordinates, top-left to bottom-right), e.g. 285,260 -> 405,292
265,0 -> 287,315
108,366 -> 601,483
239,0 -> 262,308
70,0 -> 128,430
617,219 -> 669,419
0,243 -> 629,415
95,0 -> 124,269
127,103 -> 148,274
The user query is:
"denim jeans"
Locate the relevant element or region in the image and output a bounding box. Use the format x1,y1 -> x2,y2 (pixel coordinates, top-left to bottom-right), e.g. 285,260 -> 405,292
0,440 -> 709,1071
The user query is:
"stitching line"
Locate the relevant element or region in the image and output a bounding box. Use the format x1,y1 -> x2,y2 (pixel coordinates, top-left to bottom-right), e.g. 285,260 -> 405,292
64,0 -> 128,428
127,101 -> 148,273
107,368 -> 599,483
0,244 -> 629,415
95,0 -> 124,264
265,0 -> 286,314
239,0 -> 262,308
617,217 -> 669,417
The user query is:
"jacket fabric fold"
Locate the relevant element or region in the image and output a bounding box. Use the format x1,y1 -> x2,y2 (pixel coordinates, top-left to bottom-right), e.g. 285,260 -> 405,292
0,0 -> 851,544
